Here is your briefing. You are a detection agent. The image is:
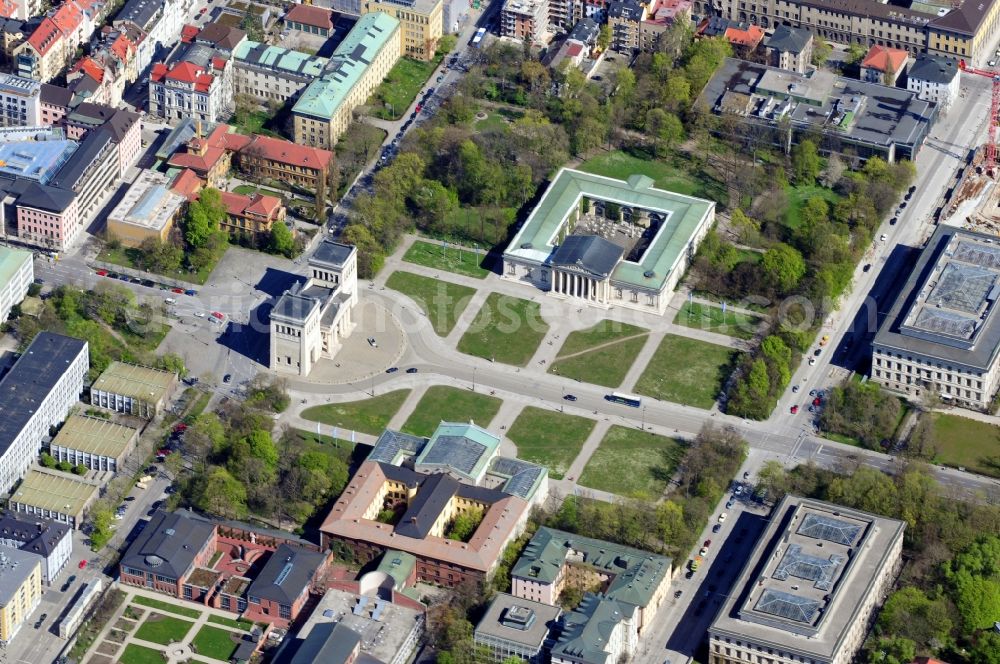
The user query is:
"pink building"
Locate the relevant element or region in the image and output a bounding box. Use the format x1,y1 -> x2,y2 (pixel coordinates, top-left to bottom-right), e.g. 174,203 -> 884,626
39,83 -> 71,126
16,185 -> 80,251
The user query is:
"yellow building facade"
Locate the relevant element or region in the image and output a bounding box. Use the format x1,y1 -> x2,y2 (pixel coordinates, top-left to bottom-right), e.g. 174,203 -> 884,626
0,551 -> 42,645
362,0 -> 443,60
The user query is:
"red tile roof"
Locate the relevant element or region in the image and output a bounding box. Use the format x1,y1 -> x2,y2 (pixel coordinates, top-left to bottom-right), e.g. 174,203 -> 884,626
69,56 -> 105,83
52,1 -> 84,37
0,0 -> 18,19
150,62 -> 168,82
221,131 -> 251,152
861,45 -> 908,73
170,169 -> 204,201
724,24 -> 764,47
565,42 -> 583,57
110,34 -> 136,62
28,19 -> 64,57
194,73 -> 214,92
220,191 -> 282,219
284,4 -> 334,30
169,147 -> 225,174
243,135 -> 333,171
211,57 -> 227,71
181,24 -> 199,43
166,61 -> 202,83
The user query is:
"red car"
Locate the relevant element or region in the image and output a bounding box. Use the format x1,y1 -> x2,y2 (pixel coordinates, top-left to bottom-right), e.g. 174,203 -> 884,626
171,287 -> 184,294
96,269 -> 108,276
211,311 -> 224,320
78,559 -> 87,569
415,103 -> 423,112
813,397 -> 822,406
703,539 -> 712,548
173,423 -> 188,434
790,405 -> 799,414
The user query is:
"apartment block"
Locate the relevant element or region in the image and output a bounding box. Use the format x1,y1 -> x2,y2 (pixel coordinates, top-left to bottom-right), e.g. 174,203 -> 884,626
0,549 -> 42,644
293,12 -> 401,150
0,513 -> 72,585
0,75 -> 40,127
501,0 -> 550,44
233,41 -> 329,105
0,332 -> 88,495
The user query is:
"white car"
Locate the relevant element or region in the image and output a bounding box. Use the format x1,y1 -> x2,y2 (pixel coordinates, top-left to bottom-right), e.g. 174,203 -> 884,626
718,513 -> 728,523
879,233 -> 887,242
194,311 -> 205,317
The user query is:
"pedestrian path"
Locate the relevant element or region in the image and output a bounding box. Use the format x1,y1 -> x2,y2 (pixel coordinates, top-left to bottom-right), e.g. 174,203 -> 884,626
387,385 -> 428,430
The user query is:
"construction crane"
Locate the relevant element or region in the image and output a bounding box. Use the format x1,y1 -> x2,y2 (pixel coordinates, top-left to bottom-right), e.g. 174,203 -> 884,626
959,60 -> 1000,169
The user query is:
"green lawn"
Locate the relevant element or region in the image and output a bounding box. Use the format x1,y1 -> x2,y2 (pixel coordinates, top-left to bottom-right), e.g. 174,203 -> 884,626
285,429 -> 355,463
673,301 -> 763,340
119,644 -> 166,664
300,390 -> 410,436
369,56 -> 441,120
207,615 -> 254,631
784,184 -> 842,229
402,240 -> 491,279
473,108 -> 523,131
98,245 -> 224,286
930,413 -> 1000,478
231,109 -> 281,138
555,320 -> 648,357
634,335 -> 741,409
579,149 -> 716,198
578,426 -> 684,499
507,407 -> 596,479
550,336 -> 648,388
232,184 -> 288,201
385,271 -> 477,335
191,625 -> 240,661
458,293 -> 549,366
401,386 -> 503,437
132,595 -> 202,619
133,613 -> 194,645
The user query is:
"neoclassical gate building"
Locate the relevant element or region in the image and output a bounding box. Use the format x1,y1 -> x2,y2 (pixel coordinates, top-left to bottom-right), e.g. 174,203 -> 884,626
502,168 -> 715,315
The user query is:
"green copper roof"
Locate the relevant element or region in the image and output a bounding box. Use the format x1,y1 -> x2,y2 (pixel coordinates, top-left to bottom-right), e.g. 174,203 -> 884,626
374,550 -> 416,589
511,527 -> 671,607
291,12 -> 399,121
504,168 -> 715,292
0,246 -> 31,291
233,41 -> 329,78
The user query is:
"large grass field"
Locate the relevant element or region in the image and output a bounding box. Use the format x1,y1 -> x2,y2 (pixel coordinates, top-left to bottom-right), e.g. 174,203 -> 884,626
385,271 -> 477,335
191,625 -> 239,661
132,595 -> 201,619
579,149 -> 718,199
300,390 -> 411,435
930,413 -> 1000,478
458,293 -> 549,366
550,320 -> 648,387
634,335 -> 741,409
402,240 -> 491,279
578,426 -> 684,499
401,386 -> 503,437
369,57 -> 440,120
673,301 -> 763,340
133,613 -> 194,645
507,407 -> 596,479
119,644 -> 166,664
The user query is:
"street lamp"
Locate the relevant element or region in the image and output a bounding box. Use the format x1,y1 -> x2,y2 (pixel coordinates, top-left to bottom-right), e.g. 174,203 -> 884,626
641,406 -> 647,431
472,366 -> 476,392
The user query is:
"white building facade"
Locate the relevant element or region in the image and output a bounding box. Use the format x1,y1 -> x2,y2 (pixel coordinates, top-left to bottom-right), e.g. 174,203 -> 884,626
0,75 -> 41,127
0,333 -> 88,494
907,53 -> 960,110
0,247 -> 33,325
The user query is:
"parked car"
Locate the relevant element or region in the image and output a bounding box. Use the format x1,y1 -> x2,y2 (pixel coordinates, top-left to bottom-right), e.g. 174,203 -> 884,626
223,374 -> 232,383
386,367 -> 398,373
96,269 -> 108,276
184,289 -> 197,296
406,367 -> 418,374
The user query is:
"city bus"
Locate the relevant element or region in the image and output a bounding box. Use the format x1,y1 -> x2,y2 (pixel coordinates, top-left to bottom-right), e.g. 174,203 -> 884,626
605,392 -> 642,408
471,27 -> 486,48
